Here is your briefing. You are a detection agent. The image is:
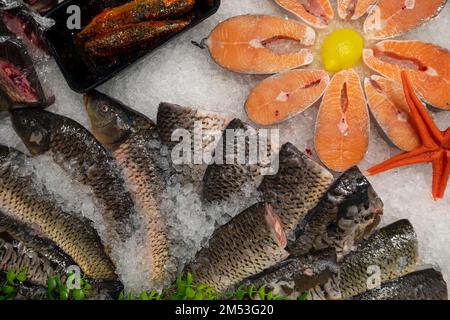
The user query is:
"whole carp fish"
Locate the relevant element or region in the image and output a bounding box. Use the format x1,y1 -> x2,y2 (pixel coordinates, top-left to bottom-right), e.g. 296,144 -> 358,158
0,145 -> 116,280
84,90 -> 173,288
187,203 -> 289,292
11,108 -> 136,242
289,167 -> 383,258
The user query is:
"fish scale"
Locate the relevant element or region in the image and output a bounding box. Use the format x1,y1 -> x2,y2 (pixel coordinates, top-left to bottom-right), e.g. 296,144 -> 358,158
0,211 -> 76,286
289,166 -> 383,258
187,203 -> 289,292
84,91 -> 174,288
259,142 -> 334,239
339,219 -> 418,299
352,269 -> 448,300
112,119 -> 173,287
202,119 -> 274,204
11,109 -> 136,242
0,145 -> 116,280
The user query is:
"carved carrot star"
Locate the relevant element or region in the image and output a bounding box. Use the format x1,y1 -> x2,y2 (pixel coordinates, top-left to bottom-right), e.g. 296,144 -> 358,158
368,71 -> 450,200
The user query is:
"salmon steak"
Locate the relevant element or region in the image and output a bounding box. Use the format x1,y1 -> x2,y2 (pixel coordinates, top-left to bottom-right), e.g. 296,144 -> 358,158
337,0 -> 378,20
205,15 -> 316,74
315,69 -> 369,172
364,75 -> 421,151
364,0 -> 447,39
273,0 -> 335,29
245,70 -> 329,126
363,40 -> 450,110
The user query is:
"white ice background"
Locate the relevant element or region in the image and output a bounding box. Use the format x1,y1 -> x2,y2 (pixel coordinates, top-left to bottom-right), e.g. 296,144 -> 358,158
0,0 -> 449,292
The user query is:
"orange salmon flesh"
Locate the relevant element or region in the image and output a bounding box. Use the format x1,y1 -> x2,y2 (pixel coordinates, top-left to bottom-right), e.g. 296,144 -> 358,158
364,0 -> 446,39
274,0 -> 335,29
364,75 -> 421,151
364,40 -> 450,110
245,69 -> 329,126
315,69 -> 369,172
206,15 -> 316,74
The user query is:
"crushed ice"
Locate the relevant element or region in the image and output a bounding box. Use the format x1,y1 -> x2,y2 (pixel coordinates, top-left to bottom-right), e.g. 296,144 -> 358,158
0,0 -> 449,291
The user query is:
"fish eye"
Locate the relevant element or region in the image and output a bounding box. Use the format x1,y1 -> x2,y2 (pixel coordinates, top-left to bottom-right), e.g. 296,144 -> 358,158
100,105 -> 109,113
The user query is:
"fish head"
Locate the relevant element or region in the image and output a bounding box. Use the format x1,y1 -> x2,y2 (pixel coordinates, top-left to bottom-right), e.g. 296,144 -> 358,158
10,108 -> 53,155
83,90 -> 133,148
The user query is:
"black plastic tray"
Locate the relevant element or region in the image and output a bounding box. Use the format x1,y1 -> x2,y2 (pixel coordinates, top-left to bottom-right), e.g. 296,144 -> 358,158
43,0 -> 220,93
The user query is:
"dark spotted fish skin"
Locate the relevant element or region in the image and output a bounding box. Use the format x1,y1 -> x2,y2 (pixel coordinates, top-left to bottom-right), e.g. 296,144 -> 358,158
0,212 -> 75,287
157,102 -> 231,152
0,145 -> 117,280
259,143 -> 333,239
202,119 -> 274,203
112,117 -> 173,286
289,167 -> 383,258
187,203 -> 289,292
352,269 -> 448,300
339,220 -> 419,299
238,248 -> 339,295
84,91 -> 173,288
11,109 -> 135,241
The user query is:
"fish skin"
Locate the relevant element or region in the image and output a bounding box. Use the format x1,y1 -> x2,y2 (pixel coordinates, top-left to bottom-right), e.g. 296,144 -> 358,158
237,248 -> 339,296
157,102 -> 231,184
339,219 -> 419,299
157,102 -> 231,152
84,19 -> 191,59
0,211 -> 75,286
351,269 -> 448,300
0,145 -> 117,281
84,90 -> 173,288
76,0 -> 195,43
187,203 -> 289,292
11,108 -> 136,241
259,143 -> 333,239
0,212 -> 124,299
288,167 -> 384,258
202,119 -> 275,203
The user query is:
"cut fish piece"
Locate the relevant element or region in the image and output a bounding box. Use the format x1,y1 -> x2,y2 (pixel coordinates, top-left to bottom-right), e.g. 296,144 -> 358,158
187,203 -> 289,292
315,69 -> 369,172
363,40 -> 450,110
364,75 -> 421,151
289,167 -> 383,259
205,15 -> 315,74
245,70 -> 329,126
364,0 -> 447,39
273,0 -> 334,29
337,0 -> 378,20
